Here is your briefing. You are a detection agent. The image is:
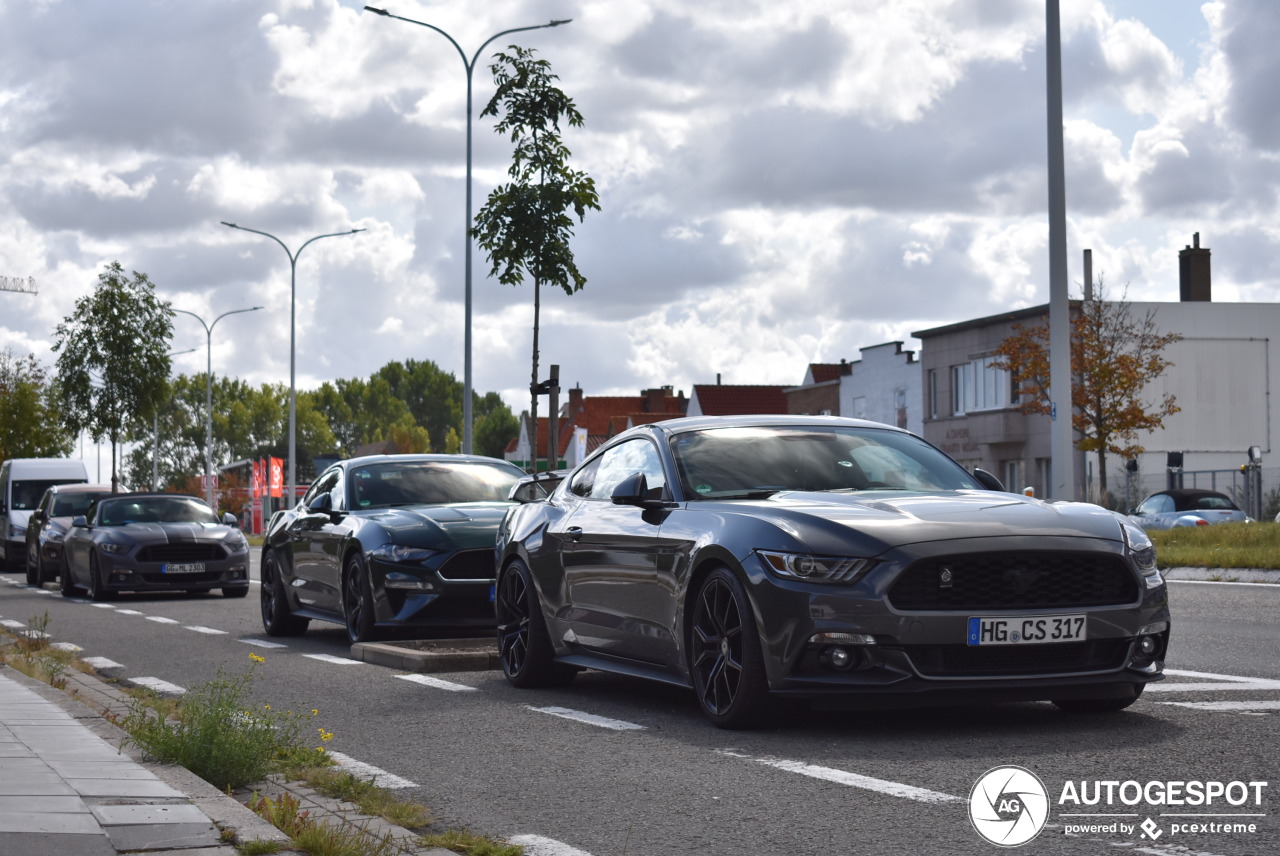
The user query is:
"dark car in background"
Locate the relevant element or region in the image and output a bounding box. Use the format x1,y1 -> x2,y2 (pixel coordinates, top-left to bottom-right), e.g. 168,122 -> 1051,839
24,483 -> 114,585
1129,488 -> 1250,530
259,454 -> 526,643
495,415 -> 1171,728
61,493 -> 250,600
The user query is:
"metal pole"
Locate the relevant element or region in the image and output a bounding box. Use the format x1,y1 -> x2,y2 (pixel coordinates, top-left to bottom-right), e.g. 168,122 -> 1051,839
222,222 -> 363,506
364,8 -> 570,454
1046,0 -> 1076,501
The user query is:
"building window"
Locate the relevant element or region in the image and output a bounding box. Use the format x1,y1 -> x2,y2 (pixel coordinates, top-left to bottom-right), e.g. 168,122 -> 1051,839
927,370 -> 938,420
950,355 -> 1011,415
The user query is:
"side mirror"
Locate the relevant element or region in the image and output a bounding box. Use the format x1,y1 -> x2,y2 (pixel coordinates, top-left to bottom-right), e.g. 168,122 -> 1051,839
972,468 -> 1006,492
71,515 -> 88,528
221,512 -> 240,528
307,493 -> 343,521
611,473 -> 671,509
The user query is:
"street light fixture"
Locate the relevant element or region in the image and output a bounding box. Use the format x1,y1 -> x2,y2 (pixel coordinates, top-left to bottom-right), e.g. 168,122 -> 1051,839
172,307 -> 264,507
364,6 -> 571,454
221,221 -> 364,506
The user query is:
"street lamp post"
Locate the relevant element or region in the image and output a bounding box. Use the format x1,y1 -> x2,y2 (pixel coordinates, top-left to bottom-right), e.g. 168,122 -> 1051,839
172,307 -> 264,507
221,222 -> 364,506
364,6 -> 570,454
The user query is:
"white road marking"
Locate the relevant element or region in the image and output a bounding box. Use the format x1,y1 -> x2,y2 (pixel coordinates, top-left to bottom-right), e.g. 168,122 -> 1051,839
324,751 -> 417,789
145,616 -> 180,624
525,706 -> 645,731
239,638 -> 287,649
509,834 -> 600,856
33,589 -> 53,596
395,674 -> 478,692
130,677 -> 186,695
1147,668 -> 1280,693
302,654 -> 365,665
90,603 -> 116,609
185,626 -> 228,635
51,642 -> 82,652
82,657 -> 124,670
1160,700 -> 1280,712
719,750 -> 962,805
115,609 -> 144,616
0,619 -> 25,629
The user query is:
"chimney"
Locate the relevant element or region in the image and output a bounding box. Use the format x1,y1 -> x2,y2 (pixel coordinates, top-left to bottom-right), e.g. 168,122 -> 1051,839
643,387 -> 665,413
1179,232 -> 1211,301
568,384 -> 584,418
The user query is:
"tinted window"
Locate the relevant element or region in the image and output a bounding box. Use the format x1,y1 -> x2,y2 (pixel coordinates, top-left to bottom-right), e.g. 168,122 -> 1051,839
671,425 -> 981,499
12,480 -> 82,510
96,496 -> 218,525
589,439 -> 666,500
303,470 -> 342,510
51,491 -> 113,518
568,457 -> 601,498
1138,494 -> 1174,514
349,460 -> 521,507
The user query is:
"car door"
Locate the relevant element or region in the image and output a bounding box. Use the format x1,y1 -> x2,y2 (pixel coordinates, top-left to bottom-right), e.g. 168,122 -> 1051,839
556,437 -> 682,666
285,468 -> 348,614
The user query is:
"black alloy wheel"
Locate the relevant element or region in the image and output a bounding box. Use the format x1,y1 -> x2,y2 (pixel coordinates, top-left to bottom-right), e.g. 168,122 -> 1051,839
689,566 -> 772,729
496,559 -> 575,688
260,550 -> 309,636
87,552 -> 116,602
343,554 -> 379,644
1053,684 -> 1145,714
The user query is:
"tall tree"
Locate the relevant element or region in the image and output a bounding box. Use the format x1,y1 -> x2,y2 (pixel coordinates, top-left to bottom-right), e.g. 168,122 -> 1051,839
994,282 -> 1182,498
53,262 -> 173,491
0,348 -> 74,464
473,46 -> 600,471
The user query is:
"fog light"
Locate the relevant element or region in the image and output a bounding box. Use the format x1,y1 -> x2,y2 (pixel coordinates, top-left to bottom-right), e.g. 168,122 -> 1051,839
819,645 -> 861,672
809,632 -> 875,646
1138,635 -> 1158,656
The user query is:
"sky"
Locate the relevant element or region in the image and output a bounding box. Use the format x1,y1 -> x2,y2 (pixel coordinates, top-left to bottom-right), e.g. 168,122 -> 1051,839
3,0 -> 1279,439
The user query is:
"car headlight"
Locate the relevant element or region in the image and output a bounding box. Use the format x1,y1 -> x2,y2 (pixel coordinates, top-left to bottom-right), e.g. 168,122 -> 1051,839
757,550 -> 876,584
1121,521 -> 1162,589
99,542 -> 129,554
41,529 -> 65,545
8,525 -> 25,539
368,543 -> 439,565
223,531 -> 248,550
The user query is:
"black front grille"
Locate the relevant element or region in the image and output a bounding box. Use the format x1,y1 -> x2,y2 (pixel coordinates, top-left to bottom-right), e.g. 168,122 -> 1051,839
136,543 -> 227,563
436,549 -> 495,580
903,639 -> 1131,677
888,552 -> 1138,611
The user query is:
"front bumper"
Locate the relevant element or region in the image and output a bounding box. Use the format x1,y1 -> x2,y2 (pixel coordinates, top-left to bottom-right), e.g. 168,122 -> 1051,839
96,547 -> 251,593
368,547 -> 497,629
743,536 -> 1171,703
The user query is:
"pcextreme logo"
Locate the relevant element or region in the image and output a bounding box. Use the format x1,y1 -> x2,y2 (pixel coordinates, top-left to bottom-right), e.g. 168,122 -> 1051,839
969,766 -> 1050,847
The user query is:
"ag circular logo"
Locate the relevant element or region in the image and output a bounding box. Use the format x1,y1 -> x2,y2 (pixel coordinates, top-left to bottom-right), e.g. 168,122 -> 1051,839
969,765 -> 1049,847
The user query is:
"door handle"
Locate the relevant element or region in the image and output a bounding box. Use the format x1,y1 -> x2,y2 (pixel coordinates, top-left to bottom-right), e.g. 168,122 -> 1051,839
566,526 -> 583,542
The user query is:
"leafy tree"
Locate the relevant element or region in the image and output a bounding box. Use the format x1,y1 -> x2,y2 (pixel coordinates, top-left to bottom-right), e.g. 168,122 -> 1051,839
53,262 -> 173,491
375,415 -> 431,454
994,282 -> 1181,497
0,348 -> 74,464
473,46 -> 599,471
474,397 -> 519,460
372,360 -> 462,452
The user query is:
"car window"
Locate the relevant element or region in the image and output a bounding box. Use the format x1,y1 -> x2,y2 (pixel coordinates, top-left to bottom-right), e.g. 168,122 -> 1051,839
11,480 -> 81,510
304,469 -> 342,509
671,425 -> 980,499
1194,495 -> 1235,510
588,439 -> 667,500
1138,494 -> 1174,514
568,457 -> 601,498
348,460 -> 521,507
52,492 -> 112,518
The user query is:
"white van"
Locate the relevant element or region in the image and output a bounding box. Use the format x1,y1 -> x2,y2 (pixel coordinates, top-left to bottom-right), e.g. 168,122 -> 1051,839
0,458 -> 90,572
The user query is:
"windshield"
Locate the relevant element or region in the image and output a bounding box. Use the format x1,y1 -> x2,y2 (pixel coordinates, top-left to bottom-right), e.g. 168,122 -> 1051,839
12,480 -> 82,510
350,460 -> 522,508
96,496 -> 219,525
52,491 -> 113,518
670,425 -> 982,500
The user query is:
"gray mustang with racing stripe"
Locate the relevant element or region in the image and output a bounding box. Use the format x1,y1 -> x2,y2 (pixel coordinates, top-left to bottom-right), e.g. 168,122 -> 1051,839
61,493 -> 250,600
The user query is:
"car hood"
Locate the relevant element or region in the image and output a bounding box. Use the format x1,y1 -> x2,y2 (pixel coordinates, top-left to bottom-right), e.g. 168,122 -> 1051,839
106,522 -> 238,543
365,502 -> 512,548
713,490 -> 1127,554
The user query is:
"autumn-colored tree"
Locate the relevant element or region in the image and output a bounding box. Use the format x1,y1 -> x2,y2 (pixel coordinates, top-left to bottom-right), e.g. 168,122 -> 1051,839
994,283 -> 1181,497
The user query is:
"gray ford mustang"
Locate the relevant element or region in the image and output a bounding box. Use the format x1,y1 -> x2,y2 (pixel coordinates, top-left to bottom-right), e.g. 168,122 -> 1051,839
61,493 -> 250,600
495,415 -> 1170,728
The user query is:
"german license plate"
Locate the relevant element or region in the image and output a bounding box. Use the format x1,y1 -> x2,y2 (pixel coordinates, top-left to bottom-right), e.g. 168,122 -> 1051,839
966,614 -> 1086,646
488,584 -> 496,603
162,562 -> 206,574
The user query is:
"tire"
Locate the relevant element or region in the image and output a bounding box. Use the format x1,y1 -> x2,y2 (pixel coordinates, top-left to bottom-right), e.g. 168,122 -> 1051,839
342,553 -> 381,644
59,555 -> 80,597
496,559 -> 575,688
25,551 -> 38,586
87,552 -> 116,602
260,550 -> 309,637
1052,684 -> 1145,714
36,552 -> 54,586
688,566 -> 773,729
222,586 -> 249,599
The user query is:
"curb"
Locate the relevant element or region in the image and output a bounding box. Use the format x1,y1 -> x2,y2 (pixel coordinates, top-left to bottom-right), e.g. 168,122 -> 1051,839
1163,567 -> 1280,583
351,638 -> 499,672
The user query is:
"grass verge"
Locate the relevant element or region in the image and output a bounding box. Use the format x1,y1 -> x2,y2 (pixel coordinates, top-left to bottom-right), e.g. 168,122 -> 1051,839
1150,521 -> 1280,570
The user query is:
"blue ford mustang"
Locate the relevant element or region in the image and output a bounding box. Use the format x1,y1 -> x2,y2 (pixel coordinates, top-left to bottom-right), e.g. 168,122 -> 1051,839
260,454 -> 525,643
495,415 -> 1171,728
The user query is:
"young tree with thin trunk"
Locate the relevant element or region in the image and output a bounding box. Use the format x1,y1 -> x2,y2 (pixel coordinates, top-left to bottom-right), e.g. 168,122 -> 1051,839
53,261 -> 174,492
994,281 -> 1181,499
473,46 -> 599,472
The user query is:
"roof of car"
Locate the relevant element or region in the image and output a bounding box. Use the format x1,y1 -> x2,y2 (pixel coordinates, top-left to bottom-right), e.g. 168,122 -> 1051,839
641,414 -> 913,436
1148,489 -> 1232,500
45,483 -> 113,494
336,453 -> 522,470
